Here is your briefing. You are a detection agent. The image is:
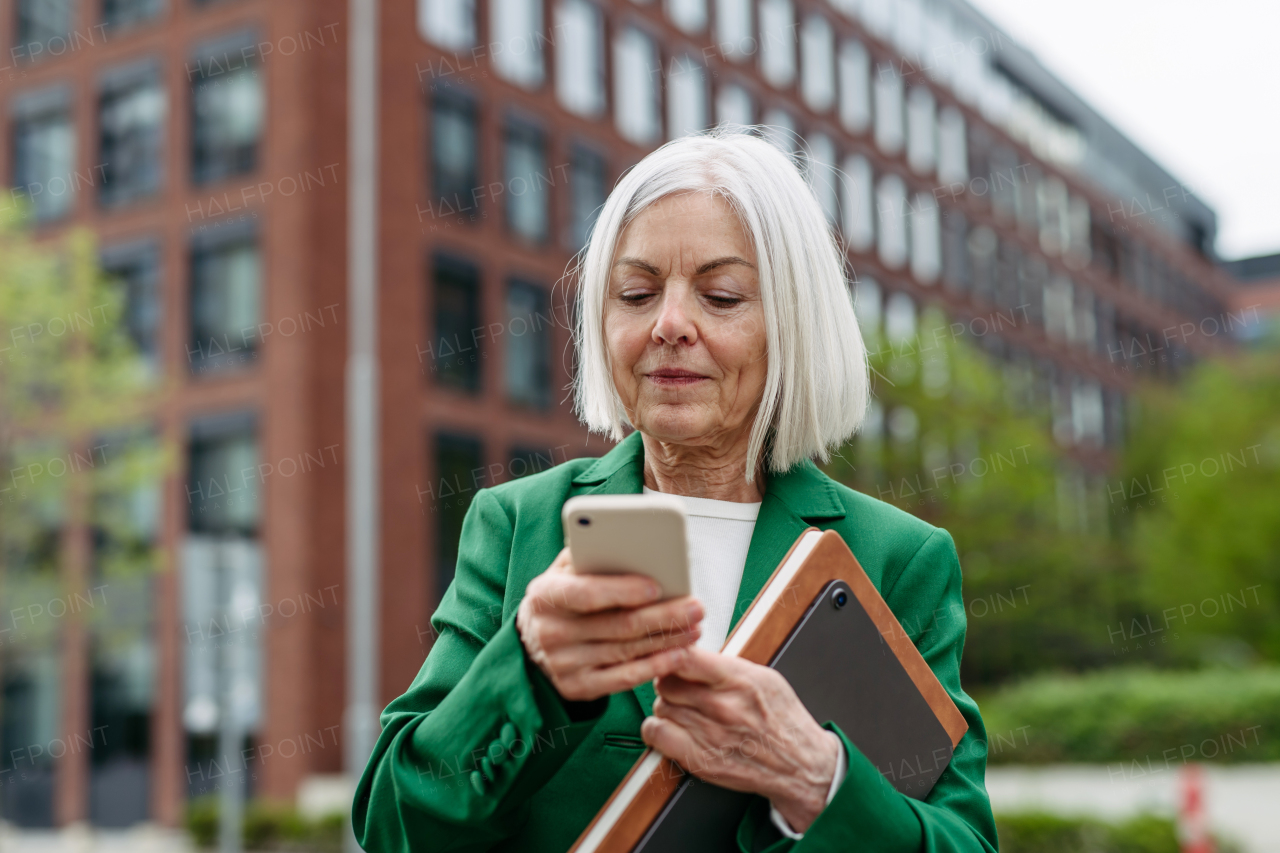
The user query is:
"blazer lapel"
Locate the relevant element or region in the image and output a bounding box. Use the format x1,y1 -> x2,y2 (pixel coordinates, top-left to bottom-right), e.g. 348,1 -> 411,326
567,435 -> 846,718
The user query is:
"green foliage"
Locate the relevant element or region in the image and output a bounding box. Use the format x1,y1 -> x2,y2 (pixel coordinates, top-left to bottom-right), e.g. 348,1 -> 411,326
821,313 -> 1135,685
995,813 -> 1183,853
185,798 -> 346,852
1119,349 -> 1280,664
979,667 -> 1280,764
0,207 -> 173,631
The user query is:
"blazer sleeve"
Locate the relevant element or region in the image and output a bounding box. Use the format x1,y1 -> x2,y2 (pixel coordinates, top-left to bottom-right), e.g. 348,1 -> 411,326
736,527 -> 1000,853
352,488 -> 608,853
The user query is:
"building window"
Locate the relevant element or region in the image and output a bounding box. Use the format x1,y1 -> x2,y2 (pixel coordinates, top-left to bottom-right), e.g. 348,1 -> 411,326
840,153 -> 874,253
666,57 -> 707,140
715,84 -> 753,127
103,0 -> 165,30
760,108 -> 795,157
14,0 -> 72,62
190,36 -> 264,185
88,429 -> 161,826
430,87 -> 480,219
101,239 -> 162,371
491,0 -> 544,88
876,173 -> 907,269
937,106 -> 967,185
757,0 -> 794,89
715,0 -> 752,62
431,254 -> 483,392
182,412 -> 262,800
873,60 -> 904,154
909,191 -> 940,284
435,433 -> 483,597
666,0 -> 705,33
555,0 -> 604,117
567,145 -> 606,252
799,14 -> 834,112
419,0 -> 477,49
804,133 -> 837,226
505,279 -> 552,409
11,88 -> 75,222
614,27 -> 660,145
837,39 -> 870,134
186,412 -> 260,536
504,119 -> 548,243
905,86 -> 935,175
188,222 -> 261,375
99,61 -> 166,207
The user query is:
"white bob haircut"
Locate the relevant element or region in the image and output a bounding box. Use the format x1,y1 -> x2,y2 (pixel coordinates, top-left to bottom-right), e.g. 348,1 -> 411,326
570,125 -> 870,482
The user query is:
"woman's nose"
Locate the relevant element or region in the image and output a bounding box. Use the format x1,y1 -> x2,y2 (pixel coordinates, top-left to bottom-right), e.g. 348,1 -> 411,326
652,286 -> 699,346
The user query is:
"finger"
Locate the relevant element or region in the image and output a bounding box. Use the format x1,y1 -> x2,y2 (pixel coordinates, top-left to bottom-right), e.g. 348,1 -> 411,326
577,646 -> 691,697
570,597 -> 703,643
547,624 -> 702,672
553,572 -> 668,614
653,674 -> 719,710
667,645 -> 740,686
641,716 -> 713,777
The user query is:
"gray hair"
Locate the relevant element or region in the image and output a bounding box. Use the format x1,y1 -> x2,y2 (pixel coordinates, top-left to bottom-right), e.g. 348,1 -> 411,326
570,126 -> 869,481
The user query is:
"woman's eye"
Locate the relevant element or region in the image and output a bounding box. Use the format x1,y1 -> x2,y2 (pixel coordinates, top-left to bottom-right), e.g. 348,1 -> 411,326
707,295 -> 742,307
619,292 -> 655,304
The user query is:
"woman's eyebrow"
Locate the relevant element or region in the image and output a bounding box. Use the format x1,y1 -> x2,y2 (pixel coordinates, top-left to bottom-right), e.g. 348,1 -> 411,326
612,256 -> 757,275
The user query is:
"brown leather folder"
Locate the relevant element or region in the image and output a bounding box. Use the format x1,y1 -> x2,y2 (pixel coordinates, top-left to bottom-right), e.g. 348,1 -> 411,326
569,528 -> 969,853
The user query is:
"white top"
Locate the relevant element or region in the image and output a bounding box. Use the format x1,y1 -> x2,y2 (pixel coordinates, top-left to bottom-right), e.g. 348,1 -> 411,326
641,487 -> 846,838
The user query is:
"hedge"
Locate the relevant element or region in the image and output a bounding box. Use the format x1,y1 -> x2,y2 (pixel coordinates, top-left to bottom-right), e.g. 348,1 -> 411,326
186,798 -> 344,852
996,812 -> 1243,853
978,666 -> 1280,765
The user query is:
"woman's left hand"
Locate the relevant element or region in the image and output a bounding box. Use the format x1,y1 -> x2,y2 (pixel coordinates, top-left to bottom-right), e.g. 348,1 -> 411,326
640,646 -> 843,833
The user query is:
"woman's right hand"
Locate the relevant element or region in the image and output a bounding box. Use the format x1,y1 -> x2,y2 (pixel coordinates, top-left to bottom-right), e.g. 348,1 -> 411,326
516,547 -> 704,702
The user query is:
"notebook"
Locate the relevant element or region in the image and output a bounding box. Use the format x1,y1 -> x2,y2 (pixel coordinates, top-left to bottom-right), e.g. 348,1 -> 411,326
569,528 -> 969,853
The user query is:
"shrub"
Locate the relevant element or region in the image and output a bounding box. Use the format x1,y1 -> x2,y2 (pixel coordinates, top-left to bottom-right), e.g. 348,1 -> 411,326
979,667 -> 1280,764
184,798 -> 344,852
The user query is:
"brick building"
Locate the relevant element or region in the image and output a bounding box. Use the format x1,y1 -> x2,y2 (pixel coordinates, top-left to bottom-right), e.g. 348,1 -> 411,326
0,0 -> 1241,829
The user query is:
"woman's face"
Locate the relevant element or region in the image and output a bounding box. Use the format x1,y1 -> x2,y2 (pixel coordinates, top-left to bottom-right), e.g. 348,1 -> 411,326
605,191 -> 768,450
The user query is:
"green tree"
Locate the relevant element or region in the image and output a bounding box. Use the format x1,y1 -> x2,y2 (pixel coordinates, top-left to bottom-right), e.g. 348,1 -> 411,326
0,207 -> 173,648
1118,346 -> 1280,664
821,308 -> 1136,686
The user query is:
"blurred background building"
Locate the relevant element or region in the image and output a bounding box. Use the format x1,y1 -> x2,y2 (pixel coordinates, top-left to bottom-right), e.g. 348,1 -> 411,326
0,0 -> 1256,830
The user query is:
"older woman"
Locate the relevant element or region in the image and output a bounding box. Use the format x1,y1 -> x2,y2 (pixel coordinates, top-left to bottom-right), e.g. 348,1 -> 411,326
354,129 -> 997,853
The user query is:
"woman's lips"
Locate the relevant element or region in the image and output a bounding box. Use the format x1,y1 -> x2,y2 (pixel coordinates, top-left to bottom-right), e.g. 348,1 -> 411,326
646,369 -> 708,387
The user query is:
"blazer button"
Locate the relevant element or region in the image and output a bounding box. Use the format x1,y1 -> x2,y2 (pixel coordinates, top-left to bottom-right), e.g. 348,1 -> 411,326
490,740 -> 506,765
481,757 -> 494,779
500,722 -> 517,749
470,770 -> 486,795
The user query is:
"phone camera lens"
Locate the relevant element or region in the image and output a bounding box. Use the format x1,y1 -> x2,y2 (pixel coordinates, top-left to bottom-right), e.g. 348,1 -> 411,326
832,589 -> 848,609
577,517 -> 591,526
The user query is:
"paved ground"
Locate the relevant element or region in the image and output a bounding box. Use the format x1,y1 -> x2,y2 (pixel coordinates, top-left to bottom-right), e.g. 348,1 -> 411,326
3,765 -> 1278,852
987,764 -> 1280,853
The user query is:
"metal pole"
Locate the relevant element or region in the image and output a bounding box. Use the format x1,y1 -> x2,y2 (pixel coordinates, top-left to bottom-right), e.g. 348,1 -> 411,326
345,0 -> 380,850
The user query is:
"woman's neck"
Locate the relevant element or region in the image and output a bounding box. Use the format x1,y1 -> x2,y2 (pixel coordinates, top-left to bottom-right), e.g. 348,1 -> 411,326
639,432 -> 765,502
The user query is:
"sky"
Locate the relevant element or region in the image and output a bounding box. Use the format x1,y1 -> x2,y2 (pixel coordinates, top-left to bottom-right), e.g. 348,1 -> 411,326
965,0 -> 1280,262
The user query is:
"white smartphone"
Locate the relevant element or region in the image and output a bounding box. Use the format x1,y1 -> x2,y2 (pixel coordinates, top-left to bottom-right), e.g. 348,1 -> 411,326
561,494 -> 691,599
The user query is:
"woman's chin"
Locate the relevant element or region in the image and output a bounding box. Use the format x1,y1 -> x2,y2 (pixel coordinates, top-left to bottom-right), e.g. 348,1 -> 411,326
636,410 -> 720,446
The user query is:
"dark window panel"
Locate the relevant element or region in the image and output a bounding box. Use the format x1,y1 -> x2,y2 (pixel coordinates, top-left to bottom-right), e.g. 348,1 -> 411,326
430,253 -> 482,392
435,433 -> 483,598
98,63 -> 165,207
188,222 -> 261,375
504,119 -> 548,243
186,411 -> 260,535
567,145 -> 606,252
504,279 -> 552,410
430,88 -> 480,219
100,240 -> 162,368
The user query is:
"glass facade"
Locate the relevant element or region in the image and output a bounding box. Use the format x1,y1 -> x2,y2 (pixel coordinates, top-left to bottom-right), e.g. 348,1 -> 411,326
431,254 -> 483,392
189,222 -> 262,375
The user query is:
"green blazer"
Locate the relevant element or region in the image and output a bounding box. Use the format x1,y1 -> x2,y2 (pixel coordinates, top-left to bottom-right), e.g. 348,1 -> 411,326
353,431 -> 999,853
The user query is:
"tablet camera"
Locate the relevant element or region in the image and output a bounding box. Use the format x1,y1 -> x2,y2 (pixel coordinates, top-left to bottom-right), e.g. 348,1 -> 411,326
832,588 -> 849,609
577,516 -> 591,526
